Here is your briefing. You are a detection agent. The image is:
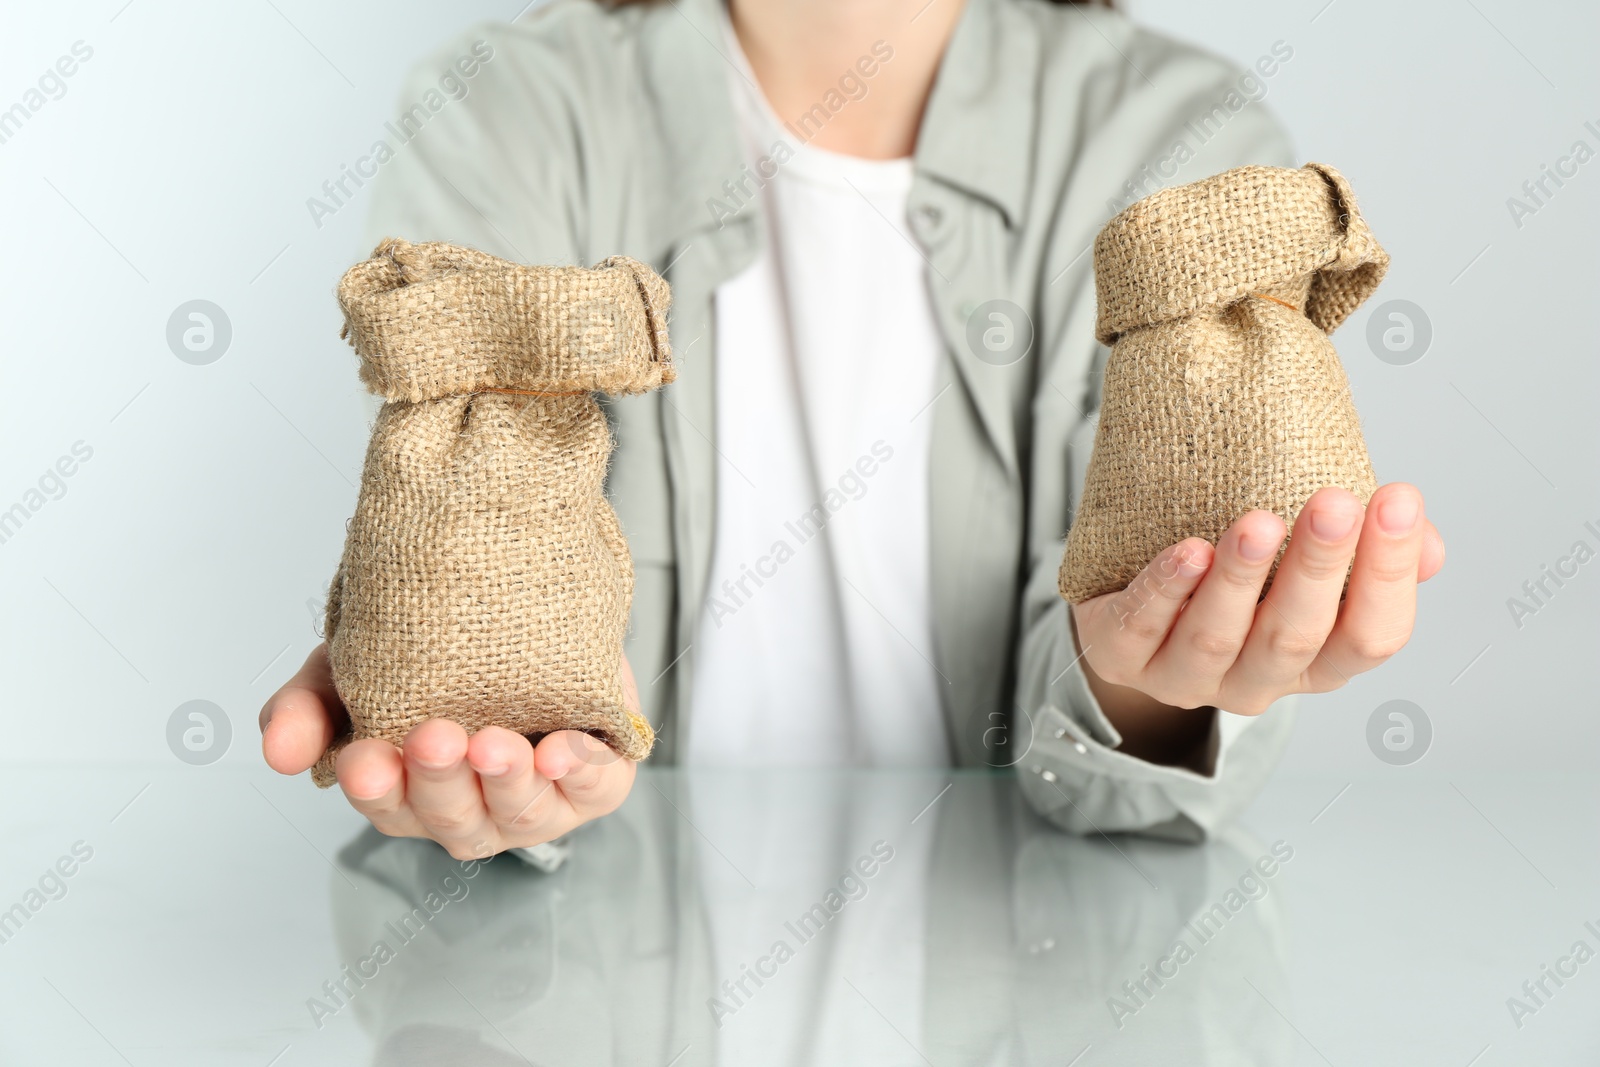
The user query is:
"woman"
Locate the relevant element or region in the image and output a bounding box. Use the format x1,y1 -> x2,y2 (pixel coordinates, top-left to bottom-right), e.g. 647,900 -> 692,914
260,0 -> 1443,861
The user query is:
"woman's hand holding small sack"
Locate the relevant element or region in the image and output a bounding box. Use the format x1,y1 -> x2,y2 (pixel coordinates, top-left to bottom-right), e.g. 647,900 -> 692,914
260,645 -> 639,860
1069,483 -> 1444,766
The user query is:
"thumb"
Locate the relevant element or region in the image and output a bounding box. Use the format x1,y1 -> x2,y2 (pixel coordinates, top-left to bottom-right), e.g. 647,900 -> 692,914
260,644 -> 346,775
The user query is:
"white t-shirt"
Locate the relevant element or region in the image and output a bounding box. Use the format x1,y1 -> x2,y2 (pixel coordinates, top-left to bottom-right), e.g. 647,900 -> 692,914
684,23 -> 948,768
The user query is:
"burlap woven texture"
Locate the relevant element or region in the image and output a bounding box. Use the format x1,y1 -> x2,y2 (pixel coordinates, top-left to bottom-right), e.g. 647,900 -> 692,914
312,239 -> 674,787
1059,163 -> 1388,604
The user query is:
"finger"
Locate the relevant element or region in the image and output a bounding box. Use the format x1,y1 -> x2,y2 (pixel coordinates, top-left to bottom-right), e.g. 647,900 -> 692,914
467,727 -> 563,838
1308,483 -> 1425,690
260,645 -> 347,775
1419,520 -> 1445,582
1227,488 -> 1364,708
403,719 -> 498,861
1075,539 -> 1214,681
1152,510 -> 1286,694
534,732 -> 637,821
337,739 -> 423,839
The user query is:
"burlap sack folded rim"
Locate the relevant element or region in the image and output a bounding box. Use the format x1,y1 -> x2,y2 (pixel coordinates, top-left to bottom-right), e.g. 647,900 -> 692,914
1092,162 -> 1389,345
311,239 -> 671,786
337,238 -> 675,403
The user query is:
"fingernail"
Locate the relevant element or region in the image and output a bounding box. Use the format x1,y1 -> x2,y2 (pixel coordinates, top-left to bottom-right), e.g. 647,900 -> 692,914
1239,532 -> 1278,562
1378,493 -> 1419,535
1177,548 -> 1209,577
1309,506 -> 1359,542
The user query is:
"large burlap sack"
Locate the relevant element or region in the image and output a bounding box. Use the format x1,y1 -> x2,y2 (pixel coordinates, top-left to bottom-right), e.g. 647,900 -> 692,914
1059,163 -> 1387,604
312,238 -> 673,787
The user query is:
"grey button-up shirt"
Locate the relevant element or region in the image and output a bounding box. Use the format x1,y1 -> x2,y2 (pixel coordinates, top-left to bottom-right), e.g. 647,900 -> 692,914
363,0 -> 1300,840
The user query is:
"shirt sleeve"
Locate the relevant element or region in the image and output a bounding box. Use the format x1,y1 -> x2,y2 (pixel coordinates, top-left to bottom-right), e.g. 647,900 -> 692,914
1014,58 -> 1302,842
358,17 -> 602,266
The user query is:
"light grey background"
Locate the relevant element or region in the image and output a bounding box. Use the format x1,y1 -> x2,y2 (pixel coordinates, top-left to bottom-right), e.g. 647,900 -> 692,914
1,0 -> 1595,778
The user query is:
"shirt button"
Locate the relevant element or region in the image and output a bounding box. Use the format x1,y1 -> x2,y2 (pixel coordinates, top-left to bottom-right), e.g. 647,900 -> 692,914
912,204 -> 942,230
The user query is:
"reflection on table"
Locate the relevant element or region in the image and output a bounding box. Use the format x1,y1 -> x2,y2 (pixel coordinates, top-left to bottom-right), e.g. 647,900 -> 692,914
324,771 -> 1297,1066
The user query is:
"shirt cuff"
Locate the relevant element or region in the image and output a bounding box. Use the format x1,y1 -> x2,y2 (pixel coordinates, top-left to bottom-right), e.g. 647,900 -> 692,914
1217,705 -> 1261,754
1026,618 -> 1239,787
507,835 -> 574,873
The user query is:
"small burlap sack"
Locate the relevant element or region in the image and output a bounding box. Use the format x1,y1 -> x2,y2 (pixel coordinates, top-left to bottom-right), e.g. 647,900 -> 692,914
312,239 -> 674,787
1059,163 -> 1388,604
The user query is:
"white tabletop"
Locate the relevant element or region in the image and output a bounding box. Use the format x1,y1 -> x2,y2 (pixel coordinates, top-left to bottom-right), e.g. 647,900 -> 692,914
0,765 -> 1593,1065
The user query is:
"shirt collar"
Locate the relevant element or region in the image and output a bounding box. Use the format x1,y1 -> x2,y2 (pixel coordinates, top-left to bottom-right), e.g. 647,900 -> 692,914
913,0 -> 1036,229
